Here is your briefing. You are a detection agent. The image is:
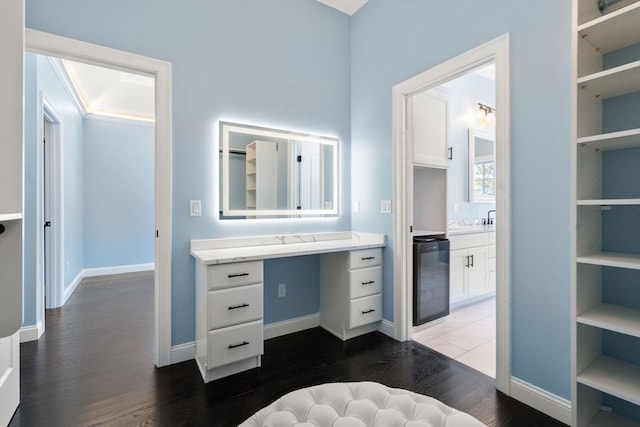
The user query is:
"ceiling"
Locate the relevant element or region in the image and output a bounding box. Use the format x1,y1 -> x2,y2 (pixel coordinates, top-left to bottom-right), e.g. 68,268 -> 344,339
316,0 -> 368,15
61,59 -> 155,122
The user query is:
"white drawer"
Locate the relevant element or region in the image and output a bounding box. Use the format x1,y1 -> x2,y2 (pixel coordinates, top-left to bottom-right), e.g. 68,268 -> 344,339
349,248 -> 382,270
449,233 -> 491,250
349,293 -> 382,329
488,257 -> 496,272
488,233 -> 496,244
208,284 -> 263,330
207,260 -> 263,290
489,244 -> 496,259
207,320 -> 263,369
349,266 -> 382,299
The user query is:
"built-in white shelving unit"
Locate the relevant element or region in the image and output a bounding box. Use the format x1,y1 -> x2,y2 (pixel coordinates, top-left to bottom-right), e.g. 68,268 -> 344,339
573,1 -> 640,426
0,213 -> 22,221
245,140 -> 277,214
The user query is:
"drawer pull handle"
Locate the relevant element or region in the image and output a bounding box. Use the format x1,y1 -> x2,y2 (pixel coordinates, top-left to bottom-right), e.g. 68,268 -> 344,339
361,256 -> 375,261
228,303 -> 250,310
361,309 -> 376,314
228,341 -> 249,349
361,280 -> 375,285
228,272 -> 249,278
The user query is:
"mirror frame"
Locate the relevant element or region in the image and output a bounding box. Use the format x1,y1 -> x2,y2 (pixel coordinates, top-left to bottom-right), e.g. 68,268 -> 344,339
220,121 -> 339,218
468,128 -> 495,203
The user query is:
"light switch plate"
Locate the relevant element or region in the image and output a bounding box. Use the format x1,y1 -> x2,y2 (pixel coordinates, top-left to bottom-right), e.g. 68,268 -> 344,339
352,201 -> 360,214
381,200 -> 392,214
190,200 -> 201,217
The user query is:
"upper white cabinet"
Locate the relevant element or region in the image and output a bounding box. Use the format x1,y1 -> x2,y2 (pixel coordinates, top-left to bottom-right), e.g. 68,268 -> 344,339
573,1 -> 640,426
409,87 -> 451,168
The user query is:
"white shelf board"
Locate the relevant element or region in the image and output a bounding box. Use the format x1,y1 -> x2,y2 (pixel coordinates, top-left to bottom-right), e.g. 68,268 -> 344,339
577,199 -> 640,205
578,356 -> 640,406
578,60 -> 640,99
0,213 -> 22,221
578,303 -> 640,337
578,128 -> 640,151
577,252 -> 640,269
588,411 -> 640,427
578,2 -> 640,53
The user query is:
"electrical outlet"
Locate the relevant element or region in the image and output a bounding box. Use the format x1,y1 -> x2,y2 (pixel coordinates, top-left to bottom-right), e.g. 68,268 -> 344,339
381,200 -> 392,214
452,203 -> 459,213
190,200 -> 201,216
278,283 -> 286,298
352,201 -> 360,214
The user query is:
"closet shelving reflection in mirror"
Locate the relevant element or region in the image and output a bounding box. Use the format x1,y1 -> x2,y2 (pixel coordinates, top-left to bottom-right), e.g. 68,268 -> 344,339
219,121 -> 339,219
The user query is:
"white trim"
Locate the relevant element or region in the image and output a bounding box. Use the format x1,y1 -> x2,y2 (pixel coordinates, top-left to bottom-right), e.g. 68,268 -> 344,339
19,321 -> 44,343
171,342 -> 196,364
26,29 -> 173,368
62,269 -> 84,305
83,113 -> 155,127
263,313 -> 320,340
377,319 -> 394,338
82,263 -> 155,278
510,377 -> 572,425
41,95 -> 64,311
45,56 -> 86,116
392,34 -> 511,394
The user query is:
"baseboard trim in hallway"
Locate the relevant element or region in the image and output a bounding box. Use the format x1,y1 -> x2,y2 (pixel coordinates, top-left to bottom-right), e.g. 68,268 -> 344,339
510,377 -> 571,425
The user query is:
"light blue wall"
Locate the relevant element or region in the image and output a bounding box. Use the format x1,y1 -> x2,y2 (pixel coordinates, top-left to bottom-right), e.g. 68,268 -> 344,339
23,53 -> 38,326
23,53 -> 84,328
82,119 -> 154,268
26,0 -> 352,345
443,73 -> 496,222
350,0 -> 572,399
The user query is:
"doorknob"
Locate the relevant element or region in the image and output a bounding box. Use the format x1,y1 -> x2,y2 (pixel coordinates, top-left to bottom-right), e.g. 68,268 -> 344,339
0,224 -> 4,235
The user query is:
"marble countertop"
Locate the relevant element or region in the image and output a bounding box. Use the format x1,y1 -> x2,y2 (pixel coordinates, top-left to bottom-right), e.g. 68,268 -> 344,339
191,231 -> 386,265
447,224 -> 496,235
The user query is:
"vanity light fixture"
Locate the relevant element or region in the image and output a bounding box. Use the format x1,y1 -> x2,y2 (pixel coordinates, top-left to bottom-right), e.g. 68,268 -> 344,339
477,103 -> 495,117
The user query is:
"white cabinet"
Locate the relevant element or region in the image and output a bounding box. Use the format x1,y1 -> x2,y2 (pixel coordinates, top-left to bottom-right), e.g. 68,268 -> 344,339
195,260 -> 264,383
320,248 -> 384,340
449,233 -> 494,306
245,140 -> 277,211
573,1 -> 640,426
409,87 -> 451,168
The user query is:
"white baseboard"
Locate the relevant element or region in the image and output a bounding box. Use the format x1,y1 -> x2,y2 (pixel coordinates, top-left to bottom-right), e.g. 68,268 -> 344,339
264,313 -> 320,340
62,270 -> 84,305
20,321 -> 44,343
171,341 -> 196,364
82,263 -> 155,278
510,377 -> 571,425
378,319 -> 395,339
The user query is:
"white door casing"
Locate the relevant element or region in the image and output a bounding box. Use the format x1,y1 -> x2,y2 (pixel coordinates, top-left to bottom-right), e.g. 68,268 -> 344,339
392,34 -> 511,394
25,29 -> 173,368
0,0 -> 24,425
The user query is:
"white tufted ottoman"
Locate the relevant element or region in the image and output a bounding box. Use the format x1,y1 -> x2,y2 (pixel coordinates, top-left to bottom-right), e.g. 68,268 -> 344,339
239,381 -> 486,427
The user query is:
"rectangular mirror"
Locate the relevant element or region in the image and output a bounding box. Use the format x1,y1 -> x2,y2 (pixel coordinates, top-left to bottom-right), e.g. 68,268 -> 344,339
468,128 -> 495,203
219,121 -> 338,219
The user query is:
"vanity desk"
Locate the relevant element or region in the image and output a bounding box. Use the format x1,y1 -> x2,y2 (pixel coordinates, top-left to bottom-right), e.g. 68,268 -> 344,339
191,231 -> 386,383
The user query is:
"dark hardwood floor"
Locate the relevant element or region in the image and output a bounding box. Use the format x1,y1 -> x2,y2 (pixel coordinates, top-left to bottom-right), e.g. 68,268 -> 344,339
10,273 -> 566,427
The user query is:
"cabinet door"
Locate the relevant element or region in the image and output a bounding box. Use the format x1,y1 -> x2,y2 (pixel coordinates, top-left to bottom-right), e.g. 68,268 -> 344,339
410,88 -> 450,168
467,246 -> 489,298
449,249 -> 467,304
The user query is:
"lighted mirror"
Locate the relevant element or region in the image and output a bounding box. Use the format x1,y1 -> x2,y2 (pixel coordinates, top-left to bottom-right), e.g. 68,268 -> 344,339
468,128 -> 495,203
219,121 -> 338,219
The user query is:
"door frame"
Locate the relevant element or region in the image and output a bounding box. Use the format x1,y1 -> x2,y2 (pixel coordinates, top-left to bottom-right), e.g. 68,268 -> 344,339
41,96 -> 62,318
392,34 -> 511,393
26,29 -> 173,367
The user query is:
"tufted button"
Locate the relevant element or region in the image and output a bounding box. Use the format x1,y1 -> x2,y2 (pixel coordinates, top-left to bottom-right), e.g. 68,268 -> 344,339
240,382 -> 486,427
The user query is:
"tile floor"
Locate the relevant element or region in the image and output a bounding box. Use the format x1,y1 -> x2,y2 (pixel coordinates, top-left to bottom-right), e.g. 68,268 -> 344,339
412,297 -> 496,377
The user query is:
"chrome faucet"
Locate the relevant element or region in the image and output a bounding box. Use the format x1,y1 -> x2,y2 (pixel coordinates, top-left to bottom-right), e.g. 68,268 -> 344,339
486,209 -> 496,225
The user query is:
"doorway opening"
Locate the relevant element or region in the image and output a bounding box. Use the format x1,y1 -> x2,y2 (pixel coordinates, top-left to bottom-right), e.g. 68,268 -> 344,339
392,35 -> 511,393
26,29 -> 172,367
